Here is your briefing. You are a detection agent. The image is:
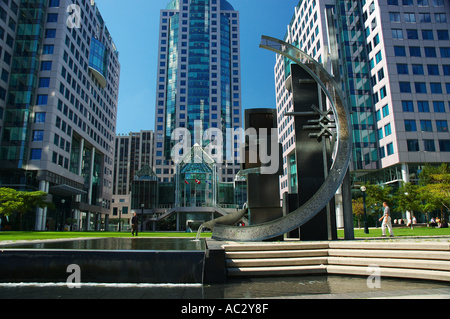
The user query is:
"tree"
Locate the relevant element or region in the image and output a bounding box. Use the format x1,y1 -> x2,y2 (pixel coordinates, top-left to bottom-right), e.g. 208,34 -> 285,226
418,164 -> 450,220
395,182 -> 422,226
352,198 -> 364,228
0,188 -> 54,230
363,183 -> 393,217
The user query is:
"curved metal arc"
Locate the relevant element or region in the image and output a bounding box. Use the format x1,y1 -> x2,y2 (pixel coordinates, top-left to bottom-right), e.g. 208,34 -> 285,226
211,36 -> 352,242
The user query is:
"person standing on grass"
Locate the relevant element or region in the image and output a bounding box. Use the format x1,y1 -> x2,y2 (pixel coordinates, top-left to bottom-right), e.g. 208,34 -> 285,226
379,202 -> 394,237
131,212 -> 139,236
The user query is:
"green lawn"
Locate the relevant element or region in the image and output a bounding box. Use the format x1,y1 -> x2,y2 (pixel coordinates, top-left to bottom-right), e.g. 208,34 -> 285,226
0,231 -> 211,243
1,226 -> 449,243
338,226 -> 450,239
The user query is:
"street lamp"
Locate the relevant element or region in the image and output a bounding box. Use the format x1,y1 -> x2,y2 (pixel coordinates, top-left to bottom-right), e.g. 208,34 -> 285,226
119,209 -> 122,232
360,186 -> 369,234
141,204 -> 145,232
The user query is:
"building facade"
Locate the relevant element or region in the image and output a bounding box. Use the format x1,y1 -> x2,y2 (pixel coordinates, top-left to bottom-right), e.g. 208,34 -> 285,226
275,0 -> 450,222
111,130 -> 154,227
153,0 -> 242,184
0,0 -> 120,231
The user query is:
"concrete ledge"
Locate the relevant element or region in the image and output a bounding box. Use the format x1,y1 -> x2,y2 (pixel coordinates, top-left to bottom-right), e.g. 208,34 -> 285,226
328,249 -> 450,261
327,265 -> 450,282
328,241 -> 450,251
228,265 -> 327,277
227,256 -> 328,268
328,256 -> 450,272
224,242 -> 329,251
225,249 -> 328,259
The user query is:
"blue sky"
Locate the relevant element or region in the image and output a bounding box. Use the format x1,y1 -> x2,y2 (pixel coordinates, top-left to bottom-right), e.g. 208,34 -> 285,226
94,0 -> 299,134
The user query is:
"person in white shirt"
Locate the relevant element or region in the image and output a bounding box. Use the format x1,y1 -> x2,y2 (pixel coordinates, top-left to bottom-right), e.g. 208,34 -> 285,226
379,202 -> 394,237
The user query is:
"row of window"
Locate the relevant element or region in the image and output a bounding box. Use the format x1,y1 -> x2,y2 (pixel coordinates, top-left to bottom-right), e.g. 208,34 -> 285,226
402,100 -> 450,113
399,82 -> 450,94
392,29 -> 449,41
387,0 -> 446,6
397,63 -> 450,76
389,12 -> 447,24
403,119 -> 449,133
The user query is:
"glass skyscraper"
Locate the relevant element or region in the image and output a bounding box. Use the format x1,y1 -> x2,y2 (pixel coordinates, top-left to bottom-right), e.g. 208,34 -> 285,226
153,0 -> 242,183
0,0 -> 120,231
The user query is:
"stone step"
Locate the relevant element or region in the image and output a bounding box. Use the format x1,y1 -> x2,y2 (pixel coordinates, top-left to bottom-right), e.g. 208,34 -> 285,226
225,249 -> 328,259
328,241 -> 450,251
328,256 -> 450,272
326,265 -> 450,282
328,249 -> 450,261
228,265 -> 327,277
227,256 -> 328,268
224,242 -> 329,252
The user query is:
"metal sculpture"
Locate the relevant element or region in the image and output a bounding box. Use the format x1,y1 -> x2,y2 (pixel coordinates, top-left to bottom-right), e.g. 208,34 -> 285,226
211,36 -> 352,242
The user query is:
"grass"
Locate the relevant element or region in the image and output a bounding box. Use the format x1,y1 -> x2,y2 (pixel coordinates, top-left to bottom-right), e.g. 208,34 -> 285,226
0,231 -> 211,243
338,226 -> 450,239
1,226 -> 449,243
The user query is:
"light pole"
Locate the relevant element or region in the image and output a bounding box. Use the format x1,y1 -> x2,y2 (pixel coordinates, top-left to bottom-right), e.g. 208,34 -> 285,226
141,204 -> 145,232
119,209 -> 122,232
360,186 -> 369,234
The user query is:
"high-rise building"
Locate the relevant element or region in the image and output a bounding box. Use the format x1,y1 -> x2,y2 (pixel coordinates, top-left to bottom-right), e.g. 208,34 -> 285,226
153,0 -> 242,184
111,130 -> 154,221
275,0 -> 450,217
0,0 -> 120,231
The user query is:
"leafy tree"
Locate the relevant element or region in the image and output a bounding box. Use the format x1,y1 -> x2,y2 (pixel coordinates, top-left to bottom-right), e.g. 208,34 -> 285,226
363,183 -> 393,216
395,182 -> 422,226
418,164 -> 450,220
0,188 -> 54,230
352,198 -> 364,228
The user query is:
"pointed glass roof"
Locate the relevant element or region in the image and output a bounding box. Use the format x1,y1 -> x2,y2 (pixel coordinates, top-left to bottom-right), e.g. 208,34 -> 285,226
135,163 -> 158,181
178,143 -> 215,175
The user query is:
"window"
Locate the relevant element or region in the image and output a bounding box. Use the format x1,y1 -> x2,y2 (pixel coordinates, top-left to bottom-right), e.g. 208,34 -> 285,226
404,13 -> 416,22
419,13 -> 431,23
392,29 -> 403,39
390,12 -> 401,22
30,149 -> 42,160
430,83 -> 443,94
38,77 -> 50,88
410,47 -> 421,57
380,146 -> 386,159
437,30 -> 450,41
45,29 -> 56,38
436,13 -> 447,23
33,130 -> 44,141
41,61 -> 52,71
405,120 -> 417,132
407,29 -> 418,39
402,101 -> 414,112
385,123 -> 392,136
47,13 -> 58,23
407,140 -> 420,152
427,65 -> 440,76
35,113 -> 46,123
433,101 -> 445,112
422,30 -> 434,40
441,47 -> 450,58
421,120 -> 433,132
378,128 -> 384,140
380,87 -> 387,99
436,120 -> 449,132
439,140 -> 450,152
394,46 -> 406,56
412,64 -> 424,75
424,140 -> 436,152
375,51 -> 383,63
387,143 -> 394,156
443,65 -> 450,76
424,47 -> 437,57
399,82 -> 411,93
382,104 -> 389,117
418,101 -> 430,112
415,82 -> 427,94
37,95 -> 48,105
397,64 -> 408,74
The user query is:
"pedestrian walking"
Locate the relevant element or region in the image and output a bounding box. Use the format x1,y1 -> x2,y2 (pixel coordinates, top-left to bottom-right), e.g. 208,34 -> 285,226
379,202 -> 394,237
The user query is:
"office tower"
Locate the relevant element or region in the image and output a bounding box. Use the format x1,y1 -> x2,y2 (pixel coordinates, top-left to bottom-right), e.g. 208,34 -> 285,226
275,0 -> 450,212
153,0 -> 242,183
112,130 -> 154,220
0,0 -> 120,231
